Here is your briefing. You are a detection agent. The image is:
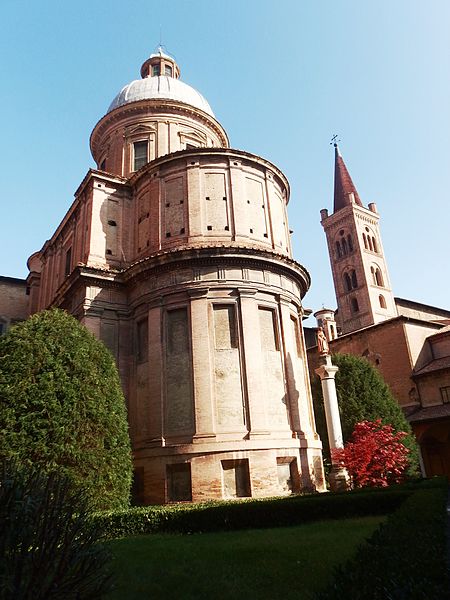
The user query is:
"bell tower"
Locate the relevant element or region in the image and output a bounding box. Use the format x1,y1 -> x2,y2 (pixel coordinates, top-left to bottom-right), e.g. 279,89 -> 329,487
320,144 -> 397,335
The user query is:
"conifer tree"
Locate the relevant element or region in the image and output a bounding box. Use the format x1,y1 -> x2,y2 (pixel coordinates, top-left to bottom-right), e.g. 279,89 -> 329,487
312,353 -> 419,475
0,309 -> 132,510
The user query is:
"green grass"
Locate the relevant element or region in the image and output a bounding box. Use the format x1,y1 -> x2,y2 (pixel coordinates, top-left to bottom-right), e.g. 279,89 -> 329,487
106,516 -> 383,600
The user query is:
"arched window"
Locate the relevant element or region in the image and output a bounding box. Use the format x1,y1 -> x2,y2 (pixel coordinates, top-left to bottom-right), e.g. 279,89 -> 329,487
363,233 -> 368,249
368,236 -> 374,251
375,269 -> 383,286
344,273 -> 352,292
379,294 -> 386,308
335,241 -> 342,258
351,297 -> 359,313
372,237 -> 378,252
341,237 -> 348,255
371,266 -> 384,287
347,234 -> 353,252
351,269 -> 358,288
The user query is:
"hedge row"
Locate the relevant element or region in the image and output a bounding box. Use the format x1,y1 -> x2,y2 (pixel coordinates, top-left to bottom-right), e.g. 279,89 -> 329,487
94,487 -> 410,540
315,482 -> 450,599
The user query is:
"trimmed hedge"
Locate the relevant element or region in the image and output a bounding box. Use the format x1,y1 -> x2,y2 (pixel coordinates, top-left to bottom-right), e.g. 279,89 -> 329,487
315,481 -> 450,599
94,487 -> 410,540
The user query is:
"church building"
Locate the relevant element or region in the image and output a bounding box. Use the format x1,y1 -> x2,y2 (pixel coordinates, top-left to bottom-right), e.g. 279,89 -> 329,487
2,49 -> 326,503
307,143 -> 450,479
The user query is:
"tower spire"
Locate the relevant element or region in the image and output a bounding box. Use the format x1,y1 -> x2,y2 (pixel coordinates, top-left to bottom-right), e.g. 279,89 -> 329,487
333,144 -> 362,213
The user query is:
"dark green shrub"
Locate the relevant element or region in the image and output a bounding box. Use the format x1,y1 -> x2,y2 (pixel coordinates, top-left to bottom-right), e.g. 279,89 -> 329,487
315,482 -> 450,599
312,353 -> 420,475
95,487 -> 410,540
0,460 -> 113,599
0,309 -> 132,510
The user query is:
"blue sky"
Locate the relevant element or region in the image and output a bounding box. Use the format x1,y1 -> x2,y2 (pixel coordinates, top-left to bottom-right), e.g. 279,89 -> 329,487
1,0 -> 449,324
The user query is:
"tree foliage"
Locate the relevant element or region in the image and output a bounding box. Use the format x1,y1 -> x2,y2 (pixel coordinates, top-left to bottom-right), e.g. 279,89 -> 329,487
332,420 -> 410,488
312,353 -> 419,475
0,309 -> 132,510
0,459 -> 113,599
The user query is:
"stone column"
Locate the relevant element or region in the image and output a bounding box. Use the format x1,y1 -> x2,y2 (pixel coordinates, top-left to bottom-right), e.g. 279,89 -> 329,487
315,354 -> 350,491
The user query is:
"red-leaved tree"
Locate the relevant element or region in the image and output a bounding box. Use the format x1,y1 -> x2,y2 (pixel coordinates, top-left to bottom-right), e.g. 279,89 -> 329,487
332,419 -> 410,488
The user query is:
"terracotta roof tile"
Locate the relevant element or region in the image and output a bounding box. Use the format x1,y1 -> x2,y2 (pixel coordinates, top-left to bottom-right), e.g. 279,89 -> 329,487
407,403 -> 450,423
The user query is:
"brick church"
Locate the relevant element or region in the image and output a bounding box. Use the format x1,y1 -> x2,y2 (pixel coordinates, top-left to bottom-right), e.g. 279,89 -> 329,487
306,143 -> 450,480
1,49 -> 449,496
0,49 -> 326,504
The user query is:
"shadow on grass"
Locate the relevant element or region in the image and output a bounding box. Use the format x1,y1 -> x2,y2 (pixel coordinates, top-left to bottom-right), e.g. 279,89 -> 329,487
106,516 -> 383,600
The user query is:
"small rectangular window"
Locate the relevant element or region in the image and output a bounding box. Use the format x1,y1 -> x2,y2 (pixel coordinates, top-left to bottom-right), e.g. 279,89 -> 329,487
136,318 -> 148,362
440,387 -> 450,404
213,305 -> 238,349
259,308 -> 279,351
167,463 -> 192,502
152,65 -> 160,76
291,316 -> 302,357
277,458 -> 298,494
164,65 -> 173,76
133,141 -> 148,171
64,247 -> 72,277
222,459 -> 251,498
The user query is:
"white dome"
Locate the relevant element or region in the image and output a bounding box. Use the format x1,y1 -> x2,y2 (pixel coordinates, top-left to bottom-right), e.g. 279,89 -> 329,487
108,76 -> 214,116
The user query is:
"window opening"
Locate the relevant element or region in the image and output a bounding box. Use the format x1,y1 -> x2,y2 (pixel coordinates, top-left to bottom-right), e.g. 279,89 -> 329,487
276,458 -> 298,494
133,141 -> 148,171
379,294 -> 386,309
152,65 -> 160,76
164,64 -> 173,76
64,247 -> 72,277
347,234 -> 353,251
440,387 -> 450,404
136,318 -> 148,362
222,460 -> 251,498
344,273 -> 352,292
351,297 -> 359,313
167,463 -> 192,502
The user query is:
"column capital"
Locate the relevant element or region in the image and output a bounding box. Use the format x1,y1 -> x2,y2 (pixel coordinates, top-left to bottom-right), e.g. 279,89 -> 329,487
315,354 -> 339,380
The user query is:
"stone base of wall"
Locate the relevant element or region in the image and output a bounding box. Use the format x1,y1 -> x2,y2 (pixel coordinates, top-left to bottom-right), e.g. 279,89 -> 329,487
133,444 -> 325,505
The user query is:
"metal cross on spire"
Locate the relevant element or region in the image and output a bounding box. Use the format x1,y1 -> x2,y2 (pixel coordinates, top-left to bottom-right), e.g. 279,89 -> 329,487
330,134 -> 341,147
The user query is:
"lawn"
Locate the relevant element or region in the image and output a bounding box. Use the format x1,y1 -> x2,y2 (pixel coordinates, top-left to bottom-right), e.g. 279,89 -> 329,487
106,516 -> 383,600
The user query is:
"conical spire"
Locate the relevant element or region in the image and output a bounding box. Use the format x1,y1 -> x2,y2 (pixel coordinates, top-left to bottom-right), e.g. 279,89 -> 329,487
333,144 -> 362,212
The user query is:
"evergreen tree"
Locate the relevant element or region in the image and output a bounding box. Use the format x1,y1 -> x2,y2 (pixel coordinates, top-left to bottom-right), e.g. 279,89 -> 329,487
0,309 -> 132,510
312,353 -> 419,475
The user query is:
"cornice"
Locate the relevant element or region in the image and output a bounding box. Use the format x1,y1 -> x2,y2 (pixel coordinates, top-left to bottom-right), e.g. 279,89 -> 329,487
128,147 -> 290,198
90,99 -> 229,157
122,244 -> 310,297
54,245 -> 311,299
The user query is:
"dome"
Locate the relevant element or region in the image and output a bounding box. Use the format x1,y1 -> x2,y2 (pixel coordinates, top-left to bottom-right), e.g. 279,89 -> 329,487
107,76 -> 215,117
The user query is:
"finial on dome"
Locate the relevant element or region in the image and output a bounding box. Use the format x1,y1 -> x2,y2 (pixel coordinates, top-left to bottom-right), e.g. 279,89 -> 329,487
140,45 -> 180,79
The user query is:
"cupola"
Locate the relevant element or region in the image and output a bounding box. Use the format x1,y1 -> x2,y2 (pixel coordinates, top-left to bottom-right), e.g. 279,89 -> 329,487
140,46 -> 181,79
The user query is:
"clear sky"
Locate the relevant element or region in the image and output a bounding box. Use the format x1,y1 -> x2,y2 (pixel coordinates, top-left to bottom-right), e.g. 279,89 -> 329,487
1,0 -> 449,325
